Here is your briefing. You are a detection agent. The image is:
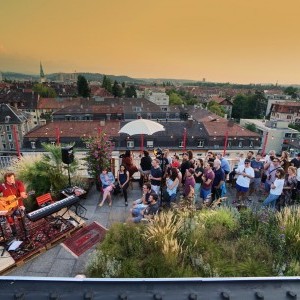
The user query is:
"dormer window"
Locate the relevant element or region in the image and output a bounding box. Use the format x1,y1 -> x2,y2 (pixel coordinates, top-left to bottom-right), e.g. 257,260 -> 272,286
5,116 -> 11,123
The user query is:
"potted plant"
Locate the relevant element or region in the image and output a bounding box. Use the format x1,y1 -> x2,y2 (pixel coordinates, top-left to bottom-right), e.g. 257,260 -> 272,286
82,132 -> 114,191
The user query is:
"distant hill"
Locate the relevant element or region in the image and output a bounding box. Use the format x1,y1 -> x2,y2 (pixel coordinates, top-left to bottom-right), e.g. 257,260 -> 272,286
2,72 -> 39,81
1,71 -> 195,85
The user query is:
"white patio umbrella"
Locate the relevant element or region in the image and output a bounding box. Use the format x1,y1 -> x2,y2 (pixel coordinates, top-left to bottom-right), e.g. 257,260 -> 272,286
119,119 -> 165,136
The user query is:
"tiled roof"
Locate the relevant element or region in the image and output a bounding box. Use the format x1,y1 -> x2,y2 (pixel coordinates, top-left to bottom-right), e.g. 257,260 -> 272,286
203,120 -> 259,138
52,104 -> 124,115
0,103 -> 29,124
37,97 -> 82,109
25,120 -> 120,138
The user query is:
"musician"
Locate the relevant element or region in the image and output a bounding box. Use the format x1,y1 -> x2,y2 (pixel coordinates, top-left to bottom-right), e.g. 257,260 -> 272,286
0,172 -> 28,235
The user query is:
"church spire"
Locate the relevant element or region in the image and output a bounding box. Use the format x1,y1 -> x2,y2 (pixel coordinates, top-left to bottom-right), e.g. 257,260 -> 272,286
40,62 -> 46,83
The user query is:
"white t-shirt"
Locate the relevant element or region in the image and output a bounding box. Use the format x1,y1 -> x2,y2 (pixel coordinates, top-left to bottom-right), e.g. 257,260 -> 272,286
270,178 -> 284,195
297,168 -> 300,182
236,165 -> 254,188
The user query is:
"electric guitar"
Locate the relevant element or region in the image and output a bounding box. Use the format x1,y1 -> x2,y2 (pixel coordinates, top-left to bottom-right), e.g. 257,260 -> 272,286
0,191 -> 35,212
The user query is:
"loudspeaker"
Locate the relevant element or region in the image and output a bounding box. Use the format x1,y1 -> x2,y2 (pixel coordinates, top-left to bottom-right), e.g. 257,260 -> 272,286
61,146 -> 74,164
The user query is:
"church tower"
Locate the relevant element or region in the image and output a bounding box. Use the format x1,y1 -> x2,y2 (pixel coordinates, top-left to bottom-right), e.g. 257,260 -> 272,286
40,62 -> 46,83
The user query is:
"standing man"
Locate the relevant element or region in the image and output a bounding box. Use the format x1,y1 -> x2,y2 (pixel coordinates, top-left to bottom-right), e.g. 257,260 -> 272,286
180,152 -> 191,184
0,172 -> 28,235
200,162 -> 215,204
149,158 -> 163,197
249,153 -> 264,199
290,153 -> 300,168
216,153 -> 231,176
211,159 -> 225,203
234,159 -> 254,204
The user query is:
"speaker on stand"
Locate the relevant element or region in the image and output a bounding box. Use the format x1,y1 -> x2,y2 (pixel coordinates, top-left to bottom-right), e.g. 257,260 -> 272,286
61,146 -> 74,187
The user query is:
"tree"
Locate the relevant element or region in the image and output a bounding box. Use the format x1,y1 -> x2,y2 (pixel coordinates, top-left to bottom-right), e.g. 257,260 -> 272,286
207,101 -> 225,117
77,75 -> 90,97
33,83 -> 57,98
284,86 -> 298,99
102,75 -> 112,93
169,92 -> 184,105
232,94 -> 248,119
112,80 -> 123,98
245,123 -> 257,132
125,85 -> 137,98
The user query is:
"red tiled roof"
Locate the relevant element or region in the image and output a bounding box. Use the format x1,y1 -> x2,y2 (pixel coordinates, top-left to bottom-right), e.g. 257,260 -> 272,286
37,98 -> 82,109
203,120 -> 259,138
25,120 -> 120,138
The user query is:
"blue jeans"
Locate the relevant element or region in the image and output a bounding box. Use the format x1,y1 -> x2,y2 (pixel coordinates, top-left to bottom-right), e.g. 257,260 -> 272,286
194,183 -> 201,202
262,193 -> 280,208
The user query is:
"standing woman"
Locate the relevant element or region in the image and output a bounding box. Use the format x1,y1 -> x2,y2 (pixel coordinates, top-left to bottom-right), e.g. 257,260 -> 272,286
280,151 -> 290,173
117,164 -> 130,206
165,167 -> 180,207
121,150 -> 138,178
280,166 -> 298,207
262,168 -> 285,209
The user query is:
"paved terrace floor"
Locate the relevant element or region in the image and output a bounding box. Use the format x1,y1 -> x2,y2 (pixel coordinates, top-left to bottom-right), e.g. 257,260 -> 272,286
7,181 -> 264,278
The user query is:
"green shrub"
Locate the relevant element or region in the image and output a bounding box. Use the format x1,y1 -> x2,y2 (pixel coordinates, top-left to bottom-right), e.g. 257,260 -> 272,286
86,250 -> 121,278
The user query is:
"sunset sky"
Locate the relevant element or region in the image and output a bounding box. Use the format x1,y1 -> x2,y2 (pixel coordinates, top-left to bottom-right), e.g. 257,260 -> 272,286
1,0 -> 300,84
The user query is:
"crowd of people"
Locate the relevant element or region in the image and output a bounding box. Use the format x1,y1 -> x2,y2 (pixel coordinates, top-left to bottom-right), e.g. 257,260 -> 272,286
98,149 -> 300,221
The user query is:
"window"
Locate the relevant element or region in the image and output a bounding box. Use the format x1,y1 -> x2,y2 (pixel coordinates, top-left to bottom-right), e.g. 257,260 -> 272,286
238,141 -> 243,148
285,133 -> 292,138
7,134 -> 12,142
31,141 -> 36,149
197,140 -> 204,148
227,141 -> 231,148
2,144 -> 6,149
179,141 -> 184,148
9,143 -> 14,150
147,141 -> 153,148
6,125 -> 10,132
249,141 -> 253,148
287,115 -> 292,119
127,140 -> 134,148
147,113 -> 151,119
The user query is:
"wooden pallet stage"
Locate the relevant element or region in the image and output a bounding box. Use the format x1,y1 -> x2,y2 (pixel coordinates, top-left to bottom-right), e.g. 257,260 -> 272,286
0,209 -> 86,275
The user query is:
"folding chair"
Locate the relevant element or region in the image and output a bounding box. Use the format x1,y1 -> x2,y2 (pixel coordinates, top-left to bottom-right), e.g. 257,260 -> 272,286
36,193 -> 53,207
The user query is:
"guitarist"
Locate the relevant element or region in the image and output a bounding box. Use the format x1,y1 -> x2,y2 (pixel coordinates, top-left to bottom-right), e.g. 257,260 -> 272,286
0,172 -> 28,236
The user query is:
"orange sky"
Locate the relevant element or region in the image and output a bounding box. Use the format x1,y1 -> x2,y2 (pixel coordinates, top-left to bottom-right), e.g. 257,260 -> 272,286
1,0 -> 300,84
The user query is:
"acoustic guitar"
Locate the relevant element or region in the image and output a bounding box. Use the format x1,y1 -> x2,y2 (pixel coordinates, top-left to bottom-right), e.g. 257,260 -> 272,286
0,191 -> 35,212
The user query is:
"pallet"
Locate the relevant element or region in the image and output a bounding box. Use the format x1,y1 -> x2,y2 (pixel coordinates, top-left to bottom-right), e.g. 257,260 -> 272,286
15,246 -> 47,267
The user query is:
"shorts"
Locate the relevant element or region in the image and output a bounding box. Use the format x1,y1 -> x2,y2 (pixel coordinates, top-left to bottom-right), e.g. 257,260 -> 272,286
200,188 -> 211,200
235,183 -> 249,193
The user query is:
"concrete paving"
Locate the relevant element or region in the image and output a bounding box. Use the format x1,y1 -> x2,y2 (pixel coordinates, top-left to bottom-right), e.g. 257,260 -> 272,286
6,181 -> 264,278
7,182 -> 143,278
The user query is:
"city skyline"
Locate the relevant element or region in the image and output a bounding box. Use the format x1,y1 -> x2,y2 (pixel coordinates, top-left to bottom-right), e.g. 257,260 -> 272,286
1,0 -> 300,85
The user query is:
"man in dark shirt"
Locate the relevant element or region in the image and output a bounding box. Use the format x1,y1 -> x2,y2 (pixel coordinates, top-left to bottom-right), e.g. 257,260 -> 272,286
211,159 -> 225,203
150,159 -> 163,196
131,193 -> 159,223
180,152 -> 191,184
290,153 -> 300,168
